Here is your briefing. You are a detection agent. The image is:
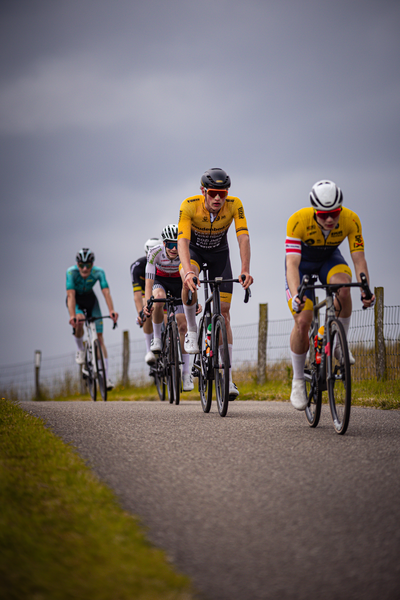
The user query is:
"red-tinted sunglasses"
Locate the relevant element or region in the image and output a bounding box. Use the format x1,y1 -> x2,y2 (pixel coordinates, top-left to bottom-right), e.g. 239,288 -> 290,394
206,189 -> 229,200
315,208 -> 342,220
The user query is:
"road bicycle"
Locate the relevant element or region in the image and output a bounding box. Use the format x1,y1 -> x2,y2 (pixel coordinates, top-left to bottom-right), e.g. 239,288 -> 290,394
191,265 -> 251,417
297,272 -> 372,435
146,293 -> 183,405
75,312 -> 117,402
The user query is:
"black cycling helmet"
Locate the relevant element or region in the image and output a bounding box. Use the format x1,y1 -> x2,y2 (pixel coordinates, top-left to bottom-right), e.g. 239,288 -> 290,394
200,168 -> 231,190
76,248 -> 95,263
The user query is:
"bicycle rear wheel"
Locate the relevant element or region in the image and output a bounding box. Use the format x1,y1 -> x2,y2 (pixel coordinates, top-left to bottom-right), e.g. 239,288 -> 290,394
197,318 -> 212,413
327,318 -> 351,435
304,335 -> 322,427
94,340 -> 107,402
85,344 -> 96,401
214,316 -> 230,417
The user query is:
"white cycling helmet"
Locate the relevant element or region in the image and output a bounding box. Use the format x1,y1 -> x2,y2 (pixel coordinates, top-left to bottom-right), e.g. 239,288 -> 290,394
144,238 -> 161,255
161,224 -> 178,242
310,180 -> 343,211
76,248 -> 95,263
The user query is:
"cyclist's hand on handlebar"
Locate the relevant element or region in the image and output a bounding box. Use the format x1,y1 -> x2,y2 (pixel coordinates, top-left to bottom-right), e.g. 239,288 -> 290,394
196,303 -> 203,315
361,292 -> 375,309
110,311 -> 119,323
291,294 -> 305,313
239,272 -> 253,289
183,272 -> 199,294
69,316 -> 84,327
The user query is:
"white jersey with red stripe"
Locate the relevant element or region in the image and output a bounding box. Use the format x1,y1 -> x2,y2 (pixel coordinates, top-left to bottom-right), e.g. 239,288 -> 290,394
146,244 -> 181,279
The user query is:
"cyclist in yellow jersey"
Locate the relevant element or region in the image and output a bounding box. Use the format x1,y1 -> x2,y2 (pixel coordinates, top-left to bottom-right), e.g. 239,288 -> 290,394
285,180 -> 375,410
178,168 -> 253,399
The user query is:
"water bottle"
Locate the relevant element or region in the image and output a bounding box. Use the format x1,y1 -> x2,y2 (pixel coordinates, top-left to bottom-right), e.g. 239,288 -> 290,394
315,326 -> 324,364
205,324 -> 212,356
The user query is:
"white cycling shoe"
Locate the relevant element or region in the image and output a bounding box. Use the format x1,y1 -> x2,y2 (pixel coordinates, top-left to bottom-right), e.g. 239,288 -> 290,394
75,350 -> 85,364
290,379 -> 308,411
182,372 -> 194,392
184,331 -> 199,354
145,351 -> 156,365
106,378 -> 114,391
334,346 -> 356,365
229,381 -> 239,400
150,337 -> 162,353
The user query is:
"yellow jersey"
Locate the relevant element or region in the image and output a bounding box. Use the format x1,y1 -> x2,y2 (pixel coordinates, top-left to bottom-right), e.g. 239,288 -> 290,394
178,195 -> 249,250
286,207 -> 364,262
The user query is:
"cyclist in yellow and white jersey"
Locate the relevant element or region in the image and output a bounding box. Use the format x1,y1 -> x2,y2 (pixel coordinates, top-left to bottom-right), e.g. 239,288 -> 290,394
285,180 -> 375,410
178,168 -> 253,399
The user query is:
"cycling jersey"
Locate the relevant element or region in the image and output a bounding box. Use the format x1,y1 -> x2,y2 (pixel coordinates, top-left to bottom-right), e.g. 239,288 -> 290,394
130,256 -> 146,293
146,244 -> 181,279
285,207 -> 364,262
178,194 -> 249,250
66,265 -> 109,294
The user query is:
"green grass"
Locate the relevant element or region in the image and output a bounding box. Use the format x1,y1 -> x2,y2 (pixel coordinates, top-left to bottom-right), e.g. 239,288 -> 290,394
0,398 -> 197,600
49,373 -> 400,410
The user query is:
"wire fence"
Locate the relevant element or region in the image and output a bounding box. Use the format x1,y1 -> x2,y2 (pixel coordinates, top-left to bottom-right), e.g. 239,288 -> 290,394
1,305 -> 399,401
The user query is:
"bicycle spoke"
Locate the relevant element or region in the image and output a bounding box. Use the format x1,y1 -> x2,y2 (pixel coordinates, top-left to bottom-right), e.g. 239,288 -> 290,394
94,340 -> 107,402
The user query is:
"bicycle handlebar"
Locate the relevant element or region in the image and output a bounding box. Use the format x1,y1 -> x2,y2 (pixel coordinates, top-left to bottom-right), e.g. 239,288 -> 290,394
146,295 -> 183,312
71,314 -> 117,334
187,275 -> 251,305
297,272 -> 373,309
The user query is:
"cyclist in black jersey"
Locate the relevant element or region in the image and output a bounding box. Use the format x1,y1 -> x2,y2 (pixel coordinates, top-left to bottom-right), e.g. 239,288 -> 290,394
130,238 -> 160,365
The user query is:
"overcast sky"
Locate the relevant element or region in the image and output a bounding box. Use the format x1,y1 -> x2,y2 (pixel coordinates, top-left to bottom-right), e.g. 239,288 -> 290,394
1,0 -> 399,367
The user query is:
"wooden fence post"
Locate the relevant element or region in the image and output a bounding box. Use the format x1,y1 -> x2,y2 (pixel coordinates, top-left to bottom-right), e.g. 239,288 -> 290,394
34,350 -> 41,400
374,287 -> 387,381
257,303 -> 268,385
122,330 -> 130,387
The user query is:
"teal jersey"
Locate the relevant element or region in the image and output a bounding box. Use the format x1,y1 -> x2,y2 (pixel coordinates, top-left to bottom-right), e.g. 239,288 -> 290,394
66,265 -> 109,294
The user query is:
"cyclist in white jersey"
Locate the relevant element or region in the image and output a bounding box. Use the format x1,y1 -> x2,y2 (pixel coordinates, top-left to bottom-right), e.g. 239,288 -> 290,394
144,224 -> 194,391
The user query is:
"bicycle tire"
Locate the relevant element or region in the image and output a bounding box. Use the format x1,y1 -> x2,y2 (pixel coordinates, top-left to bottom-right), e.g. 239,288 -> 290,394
153,360 -> 166,401
85,344 -> 96,401
304,333 -> 322,427
214,315 -> 230,417
170,321 -> 181,405
327,318 -> 351,435
197,318 -> 212,413
94,340 -> 107,402
165,330 -> 174,404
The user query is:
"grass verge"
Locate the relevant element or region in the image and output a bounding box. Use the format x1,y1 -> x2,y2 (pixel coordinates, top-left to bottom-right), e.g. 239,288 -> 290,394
50,376 -> 400,410
0,397 -> 196,600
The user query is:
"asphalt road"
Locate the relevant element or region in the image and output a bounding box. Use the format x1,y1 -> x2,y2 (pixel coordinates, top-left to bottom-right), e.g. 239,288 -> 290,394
20,400 -> 400,600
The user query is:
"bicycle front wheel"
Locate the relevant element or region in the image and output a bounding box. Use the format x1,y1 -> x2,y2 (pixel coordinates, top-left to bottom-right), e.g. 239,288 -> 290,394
153,360 -> 166,401
94,340 -> 107,402
327,318 -> 351,435
170,321 -> 181,406
304,335 -> 322,427
213,316 -> 230,417
197,318 -> 212,413
85,344 -> 96,401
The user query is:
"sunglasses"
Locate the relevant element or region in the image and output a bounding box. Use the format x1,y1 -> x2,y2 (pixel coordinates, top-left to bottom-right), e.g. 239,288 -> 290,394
165,241 -> 177,249
78,262 -> 93,269
206,189 -> 229,200
315,208 -> 342,220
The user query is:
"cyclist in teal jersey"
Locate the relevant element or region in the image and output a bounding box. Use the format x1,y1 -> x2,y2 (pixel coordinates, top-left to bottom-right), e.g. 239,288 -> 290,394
66,248 -> 118,390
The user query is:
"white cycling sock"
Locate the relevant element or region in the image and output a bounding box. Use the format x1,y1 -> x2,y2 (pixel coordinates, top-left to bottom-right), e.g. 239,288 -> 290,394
228,344 -> 233,382
153,322 -> 162,339
291,350 -> 307,380
75,336 -> 84,351
183,304 -> 197,332
338,316 -> 351,337
182,353 -> 190,374
104,358 -> 109,379
144,332 -> 152,352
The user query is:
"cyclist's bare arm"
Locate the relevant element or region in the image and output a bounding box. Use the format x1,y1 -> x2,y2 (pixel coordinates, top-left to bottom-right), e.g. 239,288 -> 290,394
351,251 -> 375,307
286,253 -> 305,311
177,238 -> 199,296
143,278 -> 154,316
102,287 -> 119,322
67,289 -> 78,325
237,234 -> 253,288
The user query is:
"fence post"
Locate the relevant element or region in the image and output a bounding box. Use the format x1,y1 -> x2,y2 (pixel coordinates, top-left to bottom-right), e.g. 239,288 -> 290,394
34,350 -> 41,400
374,287 -> 387,381
122,330 -> 130,387
257,303 -> 268,384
